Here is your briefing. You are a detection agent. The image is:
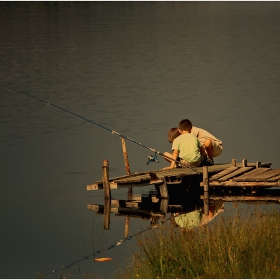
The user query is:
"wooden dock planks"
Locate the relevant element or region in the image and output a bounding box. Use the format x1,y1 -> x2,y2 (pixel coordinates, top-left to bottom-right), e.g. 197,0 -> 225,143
233,168 -> 271,181
209,166 -> 238,181
87,160 -> 277,191
215,167 -> 254,182
208,165 -> 280,187
236,169 -> 280,182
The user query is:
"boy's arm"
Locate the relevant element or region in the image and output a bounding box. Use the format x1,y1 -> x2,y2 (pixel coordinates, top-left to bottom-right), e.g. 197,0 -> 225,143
163,149 -> 178,170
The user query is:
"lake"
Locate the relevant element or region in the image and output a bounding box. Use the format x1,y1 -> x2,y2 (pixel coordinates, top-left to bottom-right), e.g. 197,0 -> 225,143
0,1 -> 280,278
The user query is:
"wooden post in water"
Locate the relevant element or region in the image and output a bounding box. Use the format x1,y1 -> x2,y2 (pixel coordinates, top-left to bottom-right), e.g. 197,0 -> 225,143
103,197 -> 111,230
121,138 -> 131,175
102,159 -> 111,199
121,138 -> 133,197
102,159 -> 111,230
124,217 -> 130,238
121,138 -> 132,237
203,166 -> 209,216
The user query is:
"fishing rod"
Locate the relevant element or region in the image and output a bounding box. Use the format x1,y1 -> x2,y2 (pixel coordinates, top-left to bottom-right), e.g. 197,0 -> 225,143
1,85 -> 197,172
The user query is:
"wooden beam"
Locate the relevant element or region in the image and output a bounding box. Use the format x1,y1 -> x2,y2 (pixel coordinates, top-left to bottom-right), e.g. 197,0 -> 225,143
200,195 -> 280,203
206,181 -> 280,187
203,166 -> 209,215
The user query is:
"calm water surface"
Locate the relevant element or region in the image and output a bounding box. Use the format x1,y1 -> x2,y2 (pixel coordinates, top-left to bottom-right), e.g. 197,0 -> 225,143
1,2 -> 280,278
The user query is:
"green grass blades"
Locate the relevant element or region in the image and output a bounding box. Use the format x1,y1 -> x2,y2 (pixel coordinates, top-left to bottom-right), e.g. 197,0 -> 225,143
119,209 -> 280,279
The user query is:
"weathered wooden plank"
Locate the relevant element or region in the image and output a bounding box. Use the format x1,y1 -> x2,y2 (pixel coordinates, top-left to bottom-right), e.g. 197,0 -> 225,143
234,168 -> 271,181
87,204 -> 118,213
110,200 -> 140,208
208,181 -> 279,187
115,212 -> 164,219
87,183 -> 100,190
149,172 -> 163,184
114,182 -> 153,188
131,194 -> 142,201
200,195 -> 280,203
210,166 -> 239,181
253,169 -> 280,181
217,167 -> 254,182
87,181 -> 118,191
114,174 -> 151,184
87,204 -> 102,211
268,175 -> 280,182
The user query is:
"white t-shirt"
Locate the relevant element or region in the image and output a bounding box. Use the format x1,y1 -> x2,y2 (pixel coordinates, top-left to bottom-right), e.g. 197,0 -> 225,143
191,126 -> 222,146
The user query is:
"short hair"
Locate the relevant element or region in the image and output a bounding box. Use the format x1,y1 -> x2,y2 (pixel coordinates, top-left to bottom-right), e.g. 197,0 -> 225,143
178,119 -> 192,132
168,127 -> 180,143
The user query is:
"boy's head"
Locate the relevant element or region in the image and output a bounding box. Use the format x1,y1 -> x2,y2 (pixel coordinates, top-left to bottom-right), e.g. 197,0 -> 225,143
178,119 -> 192,133
168,127 -> 180,143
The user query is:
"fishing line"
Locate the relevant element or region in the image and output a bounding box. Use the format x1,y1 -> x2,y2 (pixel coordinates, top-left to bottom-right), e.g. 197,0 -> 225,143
43,214 -> 172,277
1,84 -> 197,172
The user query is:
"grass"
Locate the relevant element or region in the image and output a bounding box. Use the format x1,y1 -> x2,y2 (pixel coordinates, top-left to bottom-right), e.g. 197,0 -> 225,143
118,208 -> 280,279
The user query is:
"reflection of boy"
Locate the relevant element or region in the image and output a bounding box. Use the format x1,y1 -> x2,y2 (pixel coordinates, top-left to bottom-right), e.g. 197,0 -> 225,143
163,119 -> 207,170
173,202 -> 224,229
174,210 -> 202,228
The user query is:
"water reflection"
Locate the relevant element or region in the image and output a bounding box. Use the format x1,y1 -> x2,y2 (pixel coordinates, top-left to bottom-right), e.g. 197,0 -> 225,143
171,202 -> 224,229
41,186 -> 279,277
88,186 -> 280,235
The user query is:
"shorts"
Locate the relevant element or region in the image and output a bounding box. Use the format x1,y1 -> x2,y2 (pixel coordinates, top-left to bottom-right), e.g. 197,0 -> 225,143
177,157 -> 203,168
210,141 -> 223,158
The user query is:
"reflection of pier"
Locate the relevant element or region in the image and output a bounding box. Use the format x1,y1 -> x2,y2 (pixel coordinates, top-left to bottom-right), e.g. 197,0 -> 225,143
87,190 -> 197,218
87,189 -> 218,233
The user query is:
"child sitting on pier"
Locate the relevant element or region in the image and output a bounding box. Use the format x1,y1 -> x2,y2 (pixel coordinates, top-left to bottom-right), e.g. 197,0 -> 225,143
163,119 -> 207,170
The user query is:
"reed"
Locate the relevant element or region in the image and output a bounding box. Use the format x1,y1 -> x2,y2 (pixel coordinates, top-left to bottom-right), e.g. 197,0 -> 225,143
118,209 -> 280,279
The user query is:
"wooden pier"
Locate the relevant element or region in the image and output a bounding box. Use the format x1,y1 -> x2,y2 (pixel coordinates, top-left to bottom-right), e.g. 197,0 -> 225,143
87,159 -> 280,198
87,158 -> 280,231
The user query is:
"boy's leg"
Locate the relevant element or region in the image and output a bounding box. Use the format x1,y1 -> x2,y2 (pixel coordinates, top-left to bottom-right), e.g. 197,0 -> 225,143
203,139 -> 214,158
212,141 -> 223,158
163,152 -> 173,162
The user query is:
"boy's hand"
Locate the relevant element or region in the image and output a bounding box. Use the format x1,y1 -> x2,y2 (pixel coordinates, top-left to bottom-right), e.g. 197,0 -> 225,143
163,166 -> 174,170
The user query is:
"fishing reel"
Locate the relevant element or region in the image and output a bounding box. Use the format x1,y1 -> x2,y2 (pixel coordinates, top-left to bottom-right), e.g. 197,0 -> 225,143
147,153 -> 159,165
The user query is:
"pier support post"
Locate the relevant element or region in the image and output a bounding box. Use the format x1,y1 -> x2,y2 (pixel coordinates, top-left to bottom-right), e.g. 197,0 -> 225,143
158,177 -> 168,199
103,198 -> 111,230
102,159 -> 111,200
121,138 -> 133,229
203,166 -> 209,216
124,217 -> 130,238
102,160 -> 111,230
160,198 -> 169,215
121,138 -> 131,175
